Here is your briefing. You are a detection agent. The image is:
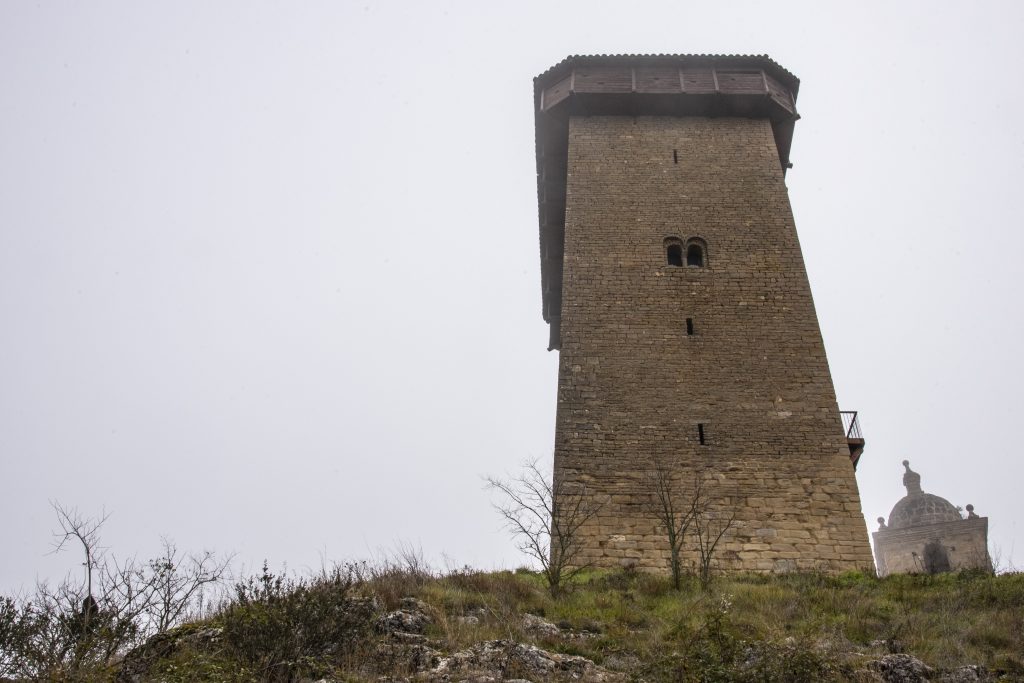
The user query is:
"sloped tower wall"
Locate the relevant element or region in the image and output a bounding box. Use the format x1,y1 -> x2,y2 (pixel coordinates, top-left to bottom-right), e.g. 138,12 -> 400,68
535,55 -> 873,572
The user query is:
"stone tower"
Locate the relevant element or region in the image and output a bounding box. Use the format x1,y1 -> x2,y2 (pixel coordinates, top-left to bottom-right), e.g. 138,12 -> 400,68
533,54 -> 873,573
872,461 -> 991,576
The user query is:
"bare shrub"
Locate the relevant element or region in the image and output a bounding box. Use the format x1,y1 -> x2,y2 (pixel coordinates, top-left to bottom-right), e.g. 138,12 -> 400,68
486,459 -> 604,597
647,465 -> 702,590
0,504 -> 231,681
694,497 -> 737,589
646,468 -> 736,590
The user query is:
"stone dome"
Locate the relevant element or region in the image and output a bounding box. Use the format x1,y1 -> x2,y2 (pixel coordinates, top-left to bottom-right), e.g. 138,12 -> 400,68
887,492 -> 961,529
886,460 -> 962,529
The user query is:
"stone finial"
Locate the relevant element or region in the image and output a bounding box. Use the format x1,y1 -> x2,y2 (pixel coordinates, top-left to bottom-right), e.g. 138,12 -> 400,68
902,460 -> 922,495
877,516 -> 887,530
966,503 -> 979,519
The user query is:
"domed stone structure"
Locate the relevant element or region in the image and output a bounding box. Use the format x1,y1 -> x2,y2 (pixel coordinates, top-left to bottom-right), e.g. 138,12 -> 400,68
872,461 -> 991,576
887,494 -> 962,529
886,462 -> 962,529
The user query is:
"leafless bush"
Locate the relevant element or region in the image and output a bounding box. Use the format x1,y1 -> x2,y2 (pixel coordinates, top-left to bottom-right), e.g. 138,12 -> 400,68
0,504 -> 232,680
486,459 -> 604,596
647,465 -> 702,590
646,467 -> 736,589
694,496 -> 737,589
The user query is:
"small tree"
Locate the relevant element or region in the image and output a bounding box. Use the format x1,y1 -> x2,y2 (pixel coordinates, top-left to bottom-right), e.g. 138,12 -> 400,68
50,502 -> 109,636
647,467 -> 737,589
647,465 -> 702,590
486,460 -> 603,596
694,496 -> 737,589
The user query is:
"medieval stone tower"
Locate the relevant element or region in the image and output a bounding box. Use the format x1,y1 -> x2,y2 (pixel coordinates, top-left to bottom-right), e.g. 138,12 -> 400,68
533,54 -> 874,573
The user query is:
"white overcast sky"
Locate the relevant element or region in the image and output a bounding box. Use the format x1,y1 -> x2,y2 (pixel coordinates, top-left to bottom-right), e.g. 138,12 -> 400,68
2,1 -> 1022,591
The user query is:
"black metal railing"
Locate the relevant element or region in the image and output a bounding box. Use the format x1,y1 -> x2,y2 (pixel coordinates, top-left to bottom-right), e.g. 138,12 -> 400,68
841,411 -> 862,440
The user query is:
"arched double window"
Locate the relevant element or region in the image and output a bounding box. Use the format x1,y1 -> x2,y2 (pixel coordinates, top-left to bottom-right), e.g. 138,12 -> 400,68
664,236 -> 708,268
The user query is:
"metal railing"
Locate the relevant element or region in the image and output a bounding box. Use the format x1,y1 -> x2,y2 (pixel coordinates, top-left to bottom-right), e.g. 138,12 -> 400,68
841,411 -> 862,440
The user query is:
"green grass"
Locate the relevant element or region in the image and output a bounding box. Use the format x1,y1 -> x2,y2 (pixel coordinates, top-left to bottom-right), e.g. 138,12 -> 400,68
409,568 -> 1024,679
35,566 -> 1023,682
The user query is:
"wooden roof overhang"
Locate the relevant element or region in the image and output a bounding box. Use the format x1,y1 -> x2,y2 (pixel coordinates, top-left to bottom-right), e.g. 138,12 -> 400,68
533,55 -> 801,335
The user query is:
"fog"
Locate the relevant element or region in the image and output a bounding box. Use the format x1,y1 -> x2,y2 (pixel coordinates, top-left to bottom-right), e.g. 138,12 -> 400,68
2,0 -> 1021,591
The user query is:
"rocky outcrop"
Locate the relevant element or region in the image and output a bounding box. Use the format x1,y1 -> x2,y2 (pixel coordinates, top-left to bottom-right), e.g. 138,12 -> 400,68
370,600 -> 620,683
520,613 -> 560,637
377,608 -> 431,635
116,626 -> 223,683
376,597 -> 434,636
426,639 -> 624,683
865,655 -> 994,683
111,590 -> 1002,683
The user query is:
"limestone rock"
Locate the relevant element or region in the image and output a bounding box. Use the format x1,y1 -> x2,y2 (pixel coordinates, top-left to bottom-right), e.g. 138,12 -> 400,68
520,613 -> 561,637
936,665 -> 990,682
427,639 -> 624,683
375,640 -> 441,673
869,654 -> 935,682
376,601 -> 431,635
116,626 -> 223,683
376,609 -> 429,634
401,597 -> 431,613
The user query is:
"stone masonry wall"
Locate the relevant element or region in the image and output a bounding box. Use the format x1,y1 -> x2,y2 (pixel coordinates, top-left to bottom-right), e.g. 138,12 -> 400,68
873,518 -> 990,576
553,115 -> 873,573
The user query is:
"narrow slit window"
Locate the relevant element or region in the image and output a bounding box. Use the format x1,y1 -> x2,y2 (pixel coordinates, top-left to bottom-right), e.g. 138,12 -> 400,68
666,243 -> 683,266
686,318 -> 694,336
698,423 -> 706,445
673,149 -> 678,164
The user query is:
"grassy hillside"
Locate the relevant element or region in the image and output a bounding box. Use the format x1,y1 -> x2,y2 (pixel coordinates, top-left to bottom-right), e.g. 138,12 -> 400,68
5,565 -> 1024,682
